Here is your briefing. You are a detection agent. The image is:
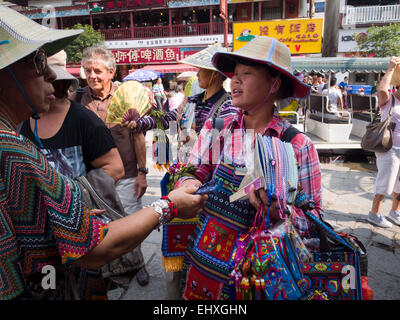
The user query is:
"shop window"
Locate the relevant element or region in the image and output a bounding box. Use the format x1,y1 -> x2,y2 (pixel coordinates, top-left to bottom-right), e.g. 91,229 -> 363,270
355,73 -> 367,83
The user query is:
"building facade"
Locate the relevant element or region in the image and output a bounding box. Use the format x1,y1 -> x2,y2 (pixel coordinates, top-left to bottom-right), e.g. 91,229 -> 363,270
10,0 -> 325,81
337,0 -> 400,85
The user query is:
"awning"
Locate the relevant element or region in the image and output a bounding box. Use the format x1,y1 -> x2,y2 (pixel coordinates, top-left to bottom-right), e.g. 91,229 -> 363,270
292,57 -> 390,73
142,64 -> 199,73
66,67 -> 82,77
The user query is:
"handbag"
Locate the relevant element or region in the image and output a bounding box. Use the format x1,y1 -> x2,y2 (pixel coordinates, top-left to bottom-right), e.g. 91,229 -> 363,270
299,210 -> 365,300
361,95 -> 396,153
75,168 -> 142,279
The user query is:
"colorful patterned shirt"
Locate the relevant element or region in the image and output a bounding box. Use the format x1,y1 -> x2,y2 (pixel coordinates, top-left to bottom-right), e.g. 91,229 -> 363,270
0,127 -> 108,300
187,109 -> 322,242
134,88 -> 237,134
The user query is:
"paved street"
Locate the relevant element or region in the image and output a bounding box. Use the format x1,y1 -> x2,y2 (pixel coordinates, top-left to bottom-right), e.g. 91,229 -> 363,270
108,134 -> 400,300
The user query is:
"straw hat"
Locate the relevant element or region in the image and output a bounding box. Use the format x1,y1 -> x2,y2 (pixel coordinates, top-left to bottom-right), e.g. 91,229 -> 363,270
179,43 -> 227,71
47,50 -> 79,90
212,36 -> 311,99
0,5 -> 82,70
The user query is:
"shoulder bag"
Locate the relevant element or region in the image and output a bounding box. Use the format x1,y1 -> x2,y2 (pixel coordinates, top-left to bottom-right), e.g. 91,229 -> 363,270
361,95 -> 396,153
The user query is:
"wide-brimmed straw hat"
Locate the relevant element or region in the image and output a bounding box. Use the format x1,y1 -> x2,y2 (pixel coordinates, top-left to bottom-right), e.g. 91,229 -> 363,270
0,5 -> 82,70
212,36 -> 311,99
179,43 -> 227,71
47,50 -> 79,90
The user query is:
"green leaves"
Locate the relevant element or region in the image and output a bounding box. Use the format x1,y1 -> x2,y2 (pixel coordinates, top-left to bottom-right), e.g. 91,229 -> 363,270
64,23 -> 105,64
355,23 -> 400,57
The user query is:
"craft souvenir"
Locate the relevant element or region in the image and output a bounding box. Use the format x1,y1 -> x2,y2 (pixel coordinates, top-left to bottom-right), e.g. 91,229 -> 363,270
105,80 -> 154,124
160,162 -> 199,272
229,136 -> 304,300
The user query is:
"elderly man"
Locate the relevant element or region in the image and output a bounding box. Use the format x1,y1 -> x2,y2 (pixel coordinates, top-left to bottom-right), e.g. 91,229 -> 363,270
71,46 -> 150,287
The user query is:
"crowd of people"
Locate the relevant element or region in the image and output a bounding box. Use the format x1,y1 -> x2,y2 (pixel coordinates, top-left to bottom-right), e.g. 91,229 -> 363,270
1,5 -> 397,301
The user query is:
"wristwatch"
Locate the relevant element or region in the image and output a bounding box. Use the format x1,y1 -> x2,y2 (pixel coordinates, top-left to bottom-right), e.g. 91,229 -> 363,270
138,167 -> 149,175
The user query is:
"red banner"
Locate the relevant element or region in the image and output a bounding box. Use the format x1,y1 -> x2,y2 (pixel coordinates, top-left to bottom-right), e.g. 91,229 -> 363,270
112,48 -> 181,64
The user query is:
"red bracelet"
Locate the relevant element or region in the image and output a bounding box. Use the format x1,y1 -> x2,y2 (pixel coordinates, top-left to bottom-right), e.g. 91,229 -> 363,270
161,196 -> 178,220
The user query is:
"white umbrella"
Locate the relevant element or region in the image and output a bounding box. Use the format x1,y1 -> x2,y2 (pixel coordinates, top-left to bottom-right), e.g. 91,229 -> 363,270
177,71 -> 197,81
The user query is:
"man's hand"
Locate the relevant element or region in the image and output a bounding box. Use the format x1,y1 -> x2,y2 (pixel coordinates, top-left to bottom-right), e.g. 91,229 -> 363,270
121,120 -> 137,130
134,173 -> 148,199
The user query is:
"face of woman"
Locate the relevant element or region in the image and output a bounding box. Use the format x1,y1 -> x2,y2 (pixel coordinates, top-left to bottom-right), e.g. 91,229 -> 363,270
0,52 -> 56,118
230,63 -> 278,112
197,68 -> 214,89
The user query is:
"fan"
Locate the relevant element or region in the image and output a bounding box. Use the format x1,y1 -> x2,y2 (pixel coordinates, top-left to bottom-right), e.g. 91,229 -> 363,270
106,80 -> 155,124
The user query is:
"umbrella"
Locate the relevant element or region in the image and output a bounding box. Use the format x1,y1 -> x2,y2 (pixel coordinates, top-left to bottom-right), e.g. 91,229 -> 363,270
123,69 -> 160,82
177,71 -> 197,81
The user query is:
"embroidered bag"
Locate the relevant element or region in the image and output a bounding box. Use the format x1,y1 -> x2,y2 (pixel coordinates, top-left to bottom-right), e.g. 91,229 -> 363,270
298,209 -> 364,300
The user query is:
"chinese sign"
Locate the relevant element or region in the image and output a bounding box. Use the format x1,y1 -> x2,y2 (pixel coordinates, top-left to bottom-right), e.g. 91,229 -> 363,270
97,0 -> 166,11
112,48 -> 180,64
233,18 -> 323,54
105,34 -> 233,49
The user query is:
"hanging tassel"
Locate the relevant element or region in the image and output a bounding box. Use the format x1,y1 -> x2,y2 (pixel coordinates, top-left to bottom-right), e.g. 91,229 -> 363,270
161,255 -> 184,272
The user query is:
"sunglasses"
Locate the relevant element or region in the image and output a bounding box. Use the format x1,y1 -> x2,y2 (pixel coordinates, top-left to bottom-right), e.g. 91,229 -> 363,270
21,48 -> 47,76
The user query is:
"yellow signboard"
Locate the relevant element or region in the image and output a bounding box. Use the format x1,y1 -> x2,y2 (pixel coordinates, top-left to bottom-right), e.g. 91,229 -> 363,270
233,18 -> 324,54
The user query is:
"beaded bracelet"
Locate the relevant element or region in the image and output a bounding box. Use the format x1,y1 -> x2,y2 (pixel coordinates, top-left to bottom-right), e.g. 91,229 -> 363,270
151,197 -> 178,230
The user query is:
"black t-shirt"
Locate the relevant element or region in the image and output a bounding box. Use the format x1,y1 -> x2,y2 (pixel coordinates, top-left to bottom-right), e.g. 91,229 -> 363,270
20,100 -> 116,179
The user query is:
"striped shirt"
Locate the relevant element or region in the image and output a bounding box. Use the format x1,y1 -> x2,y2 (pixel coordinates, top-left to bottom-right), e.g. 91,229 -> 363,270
134,88 -> 237,133
187,109 -> 323,244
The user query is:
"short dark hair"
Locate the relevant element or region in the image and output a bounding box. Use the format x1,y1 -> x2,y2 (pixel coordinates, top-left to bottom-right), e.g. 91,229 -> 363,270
330,77 -> 337,87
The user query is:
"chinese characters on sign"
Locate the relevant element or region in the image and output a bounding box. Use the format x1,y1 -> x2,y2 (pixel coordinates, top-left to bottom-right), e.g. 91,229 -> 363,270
233,18 -> 323,54
112,47 -> 180,64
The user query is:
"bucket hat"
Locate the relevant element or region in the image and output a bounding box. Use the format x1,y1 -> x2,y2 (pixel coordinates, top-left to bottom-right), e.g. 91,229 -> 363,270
0,5 -> 82,70
212,36 -> 311,99
47,50 -> 79,90
179,42 -> 227,71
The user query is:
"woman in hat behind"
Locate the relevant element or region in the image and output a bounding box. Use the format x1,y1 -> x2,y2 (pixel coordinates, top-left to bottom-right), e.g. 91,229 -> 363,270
20,50 -> 125,183
170,36 -> 323,300
126,43 -> 237,139
0,6 -> 206,300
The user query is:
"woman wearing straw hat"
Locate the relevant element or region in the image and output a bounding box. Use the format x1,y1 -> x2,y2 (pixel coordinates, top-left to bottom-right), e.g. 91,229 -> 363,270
169,36 -> 322,300
0,6 -> 206,300
126,43 -> 237,139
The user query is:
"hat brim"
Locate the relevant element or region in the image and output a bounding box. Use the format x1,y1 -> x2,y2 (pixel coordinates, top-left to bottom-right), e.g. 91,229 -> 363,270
50,65 -> 79,91
0,6 -> 82,70
212,51 -> 311,99
178,43 -> 227,72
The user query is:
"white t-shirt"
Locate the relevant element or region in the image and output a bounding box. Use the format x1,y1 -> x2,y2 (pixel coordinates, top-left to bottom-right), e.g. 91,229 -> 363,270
322,87 -> 342,108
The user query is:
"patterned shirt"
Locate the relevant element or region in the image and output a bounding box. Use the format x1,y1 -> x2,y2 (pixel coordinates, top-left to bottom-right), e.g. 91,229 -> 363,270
0,127 -> 108,300
135,88 -> 237,134
187,109 -> 322,242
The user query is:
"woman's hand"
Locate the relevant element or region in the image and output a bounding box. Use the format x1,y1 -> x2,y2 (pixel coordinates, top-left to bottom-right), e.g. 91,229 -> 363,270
248,185 -> 283,222
168,184 -> 208,219
388,56 -> 400,71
